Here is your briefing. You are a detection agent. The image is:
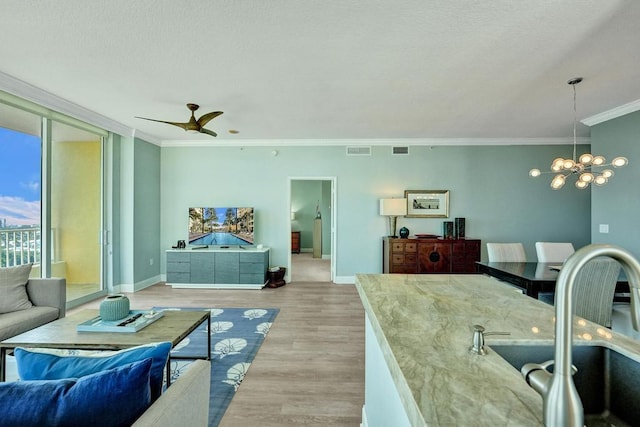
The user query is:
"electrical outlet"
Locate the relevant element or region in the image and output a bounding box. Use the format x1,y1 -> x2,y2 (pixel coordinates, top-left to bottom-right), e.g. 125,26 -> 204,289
149,258 -> 154,266
599,224 -> 609,233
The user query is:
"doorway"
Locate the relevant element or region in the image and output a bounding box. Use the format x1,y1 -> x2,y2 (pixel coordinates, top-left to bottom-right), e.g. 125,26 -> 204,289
288,177 -> 336,282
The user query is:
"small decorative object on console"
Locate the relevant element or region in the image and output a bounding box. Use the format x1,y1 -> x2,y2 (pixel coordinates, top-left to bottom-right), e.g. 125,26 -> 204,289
399,227 -> 410,238
99,294 -> 130,321
442,221 -> 454,239
455,217 -> 466,239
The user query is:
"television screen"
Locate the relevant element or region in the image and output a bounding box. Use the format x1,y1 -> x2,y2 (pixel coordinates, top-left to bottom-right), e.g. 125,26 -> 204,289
188,207 -> 254,246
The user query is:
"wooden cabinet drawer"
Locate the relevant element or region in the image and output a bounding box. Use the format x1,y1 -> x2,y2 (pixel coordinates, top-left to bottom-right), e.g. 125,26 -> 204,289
392,254 -> 405,264
392,242 -> 417,253
389,264 -> 417,273
391,242 -> 404,252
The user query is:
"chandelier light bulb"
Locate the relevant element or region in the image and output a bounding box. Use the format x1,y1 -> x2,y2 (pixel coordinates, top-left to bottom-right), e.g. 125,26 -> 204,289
579,173 -> 594,183
529,168 -> 541,177
594,175 -> 608,186
579,153 -> 593,164
551,174 -> 566,189
612,156 -> 628,167
552,158 -> 565,170
575,180 -> 589,189
592,156 -> 606,166
563,159 -> 575,169
601,169 -> 614,178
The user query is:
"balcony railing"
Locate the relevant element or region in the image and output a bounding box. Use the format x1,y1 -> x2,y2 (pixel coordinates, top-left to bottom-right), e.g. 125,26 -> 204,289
0,227 -> 41,268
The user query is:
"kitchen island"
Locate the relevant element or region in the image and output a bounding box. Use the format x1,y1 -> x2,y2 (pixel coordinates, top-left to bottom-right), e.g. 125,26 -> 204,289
355,273 -> 640,426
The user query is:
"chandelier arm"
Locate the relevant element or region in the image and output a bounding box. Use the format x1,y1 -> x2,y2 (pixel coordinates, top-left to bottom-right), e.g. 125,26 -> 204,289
572,81 -> 578,163
534,170 -> 572,176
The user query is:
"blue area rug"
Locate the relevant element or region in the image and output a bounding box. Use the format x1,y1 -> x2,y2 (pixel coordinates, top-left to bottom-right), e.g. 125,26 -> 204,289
154,307 -> 279,427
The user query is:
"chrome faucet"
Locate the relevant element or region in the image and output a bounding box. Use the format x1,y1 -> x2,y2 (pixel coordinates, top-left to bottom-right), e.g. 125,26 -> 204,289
521,244 -> 640,427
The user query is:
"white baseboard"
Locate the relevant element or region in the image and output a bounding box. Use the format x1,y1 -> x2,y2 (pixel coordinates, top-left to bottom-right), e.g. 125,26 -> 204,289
120,274 -> 162,293
333,275 -> 355,284
361,405 -> 368,427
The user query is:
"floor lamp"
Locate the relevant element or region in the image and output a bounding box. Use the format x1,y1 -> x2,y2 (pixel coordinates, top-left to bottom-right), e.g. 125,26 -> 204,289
379,198 -> 407,238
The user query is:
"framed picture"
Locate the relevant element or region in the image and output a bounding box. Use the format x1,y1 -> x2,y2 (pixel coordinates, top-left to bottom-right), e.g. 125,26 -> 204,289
404,190 -> 449,218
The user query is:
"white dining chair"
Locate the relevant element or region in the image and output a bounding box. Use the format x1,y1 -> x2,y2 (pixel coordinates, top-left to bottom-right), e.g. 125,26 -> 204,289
573,257 -> 621,328
535,242 -> 575,263
486,243 -> 527,262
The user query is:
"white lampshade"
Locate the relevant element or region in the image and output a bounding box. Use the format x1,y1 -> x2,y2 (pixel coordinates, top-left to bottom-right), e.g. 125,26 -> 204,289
379,198 -> 407,216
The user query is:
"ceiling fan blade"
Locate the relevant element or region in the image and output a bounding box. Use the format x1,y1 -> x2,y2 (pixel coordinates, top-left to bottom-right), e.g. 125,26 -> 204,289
199,128 -> 218,137
135,116 -> 190,131
197,111 -> 223,127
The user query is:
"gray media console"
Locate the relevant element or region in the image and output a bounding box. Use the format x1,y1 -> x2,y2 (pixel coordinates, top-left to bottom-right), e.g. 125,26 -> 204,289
166,247 -> 270,289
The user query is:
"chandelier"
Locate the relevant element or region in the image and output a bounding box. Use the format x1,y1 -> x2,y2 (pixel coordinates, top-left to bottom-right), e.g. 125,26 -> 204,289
529,77 -> 628,189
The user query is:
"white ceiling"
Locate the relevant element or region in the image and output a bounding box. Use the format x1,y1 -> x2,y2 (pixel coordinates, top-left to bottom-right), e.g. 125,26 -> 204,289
0,0 -> 639,145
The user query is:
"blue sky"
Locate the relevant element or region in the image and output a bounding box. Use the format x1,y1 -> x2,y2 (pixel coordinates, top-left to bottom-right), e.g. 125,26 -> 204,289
0,127 -> 41,226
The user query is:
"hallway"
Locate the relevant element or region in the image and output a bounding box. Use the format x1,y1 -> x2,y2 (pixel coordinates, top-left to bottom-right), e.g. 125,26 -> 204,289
291,253 -> 331,282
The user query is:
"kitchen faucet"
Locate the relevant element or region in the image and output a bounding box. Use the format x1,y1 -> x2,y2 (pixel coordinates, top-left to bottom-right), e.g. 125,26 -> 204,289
521,244 -> 640,427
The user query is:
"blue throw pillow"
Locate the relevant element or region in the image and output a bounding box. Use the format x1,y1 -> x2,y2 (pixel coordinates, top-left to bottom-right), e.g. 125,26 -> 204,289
0,357 -> 152,427
15,341 -> 171,401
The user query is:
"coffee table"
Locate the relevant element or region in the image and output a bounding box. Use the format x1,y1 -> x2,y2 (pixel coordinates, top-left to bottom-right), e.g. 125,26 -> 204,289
0,309 -> 211,383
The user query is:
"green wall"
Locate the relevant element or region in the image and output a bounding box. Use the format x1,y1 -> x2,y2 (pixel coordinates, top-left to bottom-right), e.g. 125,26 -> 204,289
160,143 -> 592,281
133,138 -> 161,283
591,110 -> 640,258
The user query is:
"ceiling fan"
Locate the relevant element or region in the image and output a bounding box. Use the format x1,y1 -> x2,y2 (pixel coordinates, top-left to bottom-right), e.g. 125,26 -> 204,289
135,103 -> 223,137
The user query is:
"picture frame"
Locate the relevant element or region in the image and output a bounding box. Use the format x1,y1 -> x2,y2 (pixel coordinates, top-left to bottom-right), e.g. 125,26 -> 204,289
404,190 -> 449,218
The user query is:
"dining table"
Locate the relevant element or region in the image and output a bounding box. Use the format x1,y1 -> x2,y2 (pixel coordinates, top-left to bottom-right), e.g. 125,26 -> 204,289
475,261 -> 630,301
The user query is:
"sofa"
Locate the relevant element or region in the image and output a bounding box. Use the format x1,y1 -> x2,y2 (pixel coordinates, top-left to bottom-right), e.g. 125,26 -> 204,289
2,343 -> 211,426
133,359 -> 211,427
0,264 -> 66,341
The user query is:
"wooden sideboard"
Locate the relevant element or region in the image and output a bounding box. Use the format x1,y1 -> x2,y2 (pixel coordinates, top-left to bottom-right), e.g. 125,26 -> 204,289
383,237 -> 480,274
291,231 -> 301,254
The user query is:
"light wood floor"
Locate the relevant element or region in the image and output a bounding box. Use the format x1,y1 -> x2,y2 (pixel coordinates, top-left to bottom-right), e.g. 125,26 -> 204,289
73,281 -> 365,427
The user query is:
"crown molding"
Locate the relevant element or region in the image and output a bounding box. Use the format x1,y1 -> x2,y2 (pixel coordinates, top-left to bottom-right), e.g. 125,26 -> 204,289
582,99 -> 640,126
161,136 -> 586,148
0,70 -> 162,145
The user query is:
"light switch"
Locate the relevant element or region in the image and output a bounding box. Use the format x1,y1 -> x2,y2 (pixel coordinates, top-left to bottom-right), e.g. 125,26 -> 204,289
599,224 -> 609,233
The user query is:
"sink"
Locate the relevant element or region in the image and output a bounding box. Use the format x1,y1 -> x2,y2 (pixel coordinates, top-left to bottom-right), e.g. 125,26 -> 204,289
492,344 -> 640,427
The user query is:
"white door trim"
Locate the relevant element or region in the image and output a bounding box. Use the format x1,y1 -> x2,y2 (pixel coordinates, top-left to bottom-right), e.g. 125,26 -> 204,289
288,176 -> 337,283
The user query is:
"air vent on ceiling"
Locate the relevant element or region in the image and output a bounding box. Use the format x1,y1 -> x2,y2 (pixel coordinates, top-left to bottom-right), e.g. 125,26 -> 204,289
346,146 -> 372,156
392,146 -> 410,155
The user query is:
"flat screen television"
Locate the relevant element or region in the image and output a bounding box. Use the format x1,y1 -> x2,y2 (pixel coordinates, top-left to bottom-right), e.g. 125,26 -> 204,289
188,207 -> 254,246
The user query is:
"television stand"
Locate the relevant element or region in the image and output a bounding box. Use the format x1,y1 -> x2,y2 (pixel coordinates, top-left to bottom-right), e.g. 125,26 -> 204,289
165,246 -> 270,289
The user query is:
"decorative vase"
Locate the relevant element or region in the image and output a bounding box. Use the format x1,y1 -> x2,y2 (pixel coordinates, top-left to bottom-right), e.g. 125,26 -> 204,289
100,294 -> 130,321
455,217 -> 466,239
442,221 -> 454,239
399,227 -> 410,238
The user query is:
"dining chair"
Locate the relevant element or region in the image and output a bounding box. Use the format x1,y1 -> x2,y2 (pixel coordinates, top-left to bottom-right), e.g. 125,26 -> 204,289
535,242 -> 575,263
486,243 -> 526,262
572,257 -> 621,328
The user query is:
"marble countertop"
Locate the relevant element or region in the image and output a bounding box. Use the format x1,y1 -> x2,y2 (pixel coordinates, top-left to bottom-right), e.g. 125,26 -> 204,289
355,273 -> 640,426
